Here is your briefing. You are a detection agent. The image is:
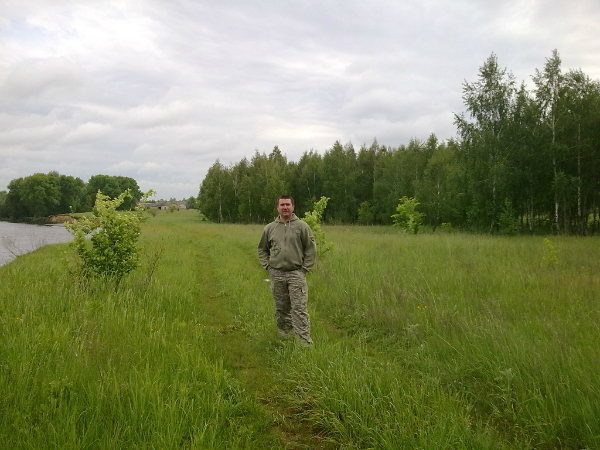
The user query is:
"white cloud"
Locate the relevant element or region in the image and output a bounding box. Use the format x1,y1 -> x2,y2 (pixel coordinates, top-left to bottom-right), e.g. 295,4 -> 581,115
1,0 -> 599,200
59,122 -> 112,145
1,57 -> 85,99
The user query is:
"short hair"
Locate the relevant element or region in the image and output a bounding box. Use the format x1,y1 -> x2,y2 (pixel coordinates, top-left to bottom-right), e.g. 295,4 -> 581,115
276,195 -> 294,206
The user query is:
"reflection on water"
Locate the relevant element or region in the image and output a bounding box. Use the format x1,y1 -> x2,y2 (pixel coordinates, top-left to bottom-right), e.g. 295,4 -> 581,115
0,221 -> 74,266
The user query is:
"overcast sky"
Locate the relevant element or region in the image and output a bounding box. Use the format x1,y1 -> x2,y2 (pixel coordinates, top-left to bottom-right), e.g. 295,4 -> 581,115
1,0 -> 599,200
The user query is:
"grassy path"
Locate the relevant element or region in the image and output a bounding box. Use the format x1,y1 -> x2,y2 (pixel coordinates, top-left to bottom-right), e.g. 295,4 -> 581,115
186,224 -> 332,449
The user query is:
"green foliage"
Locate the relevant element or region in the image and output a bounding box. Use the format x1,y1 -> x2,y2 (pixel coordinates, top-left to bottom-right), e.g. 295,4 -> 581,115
190,50 -> 600,234
499,198 -> 520,235
86,174 -> 142,211
357,201 -> 374,225
302,196 -> 334,255
455,53 -> 517,231
167,203 -> 179,213
321,141 -> 358,222
67,189 -> 154,288
392,196 -> 424,234
185,195 -> 198,209
0,190 -> 7,218
198,160 -> 236,223
542,238 -> 559,268
2,172 -> 142,219
2,172 -> 86,219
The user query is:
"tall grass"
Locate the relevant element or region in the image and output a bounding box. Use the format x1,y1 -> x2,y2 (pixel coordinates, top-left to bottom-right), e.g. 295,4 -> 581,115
1,212 -> 599,449
0,214 -> 277,449
299,228 -> 600,449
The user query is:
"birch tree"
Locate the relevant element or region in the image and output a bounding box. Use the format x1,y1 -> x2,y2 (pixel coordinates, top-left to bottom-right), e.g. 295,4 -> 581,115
455,53 -> 516,233
533,49 -> 567,233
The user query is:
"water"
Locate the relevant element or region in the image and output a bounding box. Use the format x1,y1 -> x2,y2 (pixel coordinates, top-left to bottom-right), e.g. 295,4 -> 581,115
0,221 -> 74,266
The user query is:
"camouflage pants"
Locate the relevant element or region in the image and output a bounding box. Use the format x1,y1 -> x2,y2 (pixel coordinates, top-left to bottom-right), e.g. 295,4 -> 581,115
269,268 -> 312,344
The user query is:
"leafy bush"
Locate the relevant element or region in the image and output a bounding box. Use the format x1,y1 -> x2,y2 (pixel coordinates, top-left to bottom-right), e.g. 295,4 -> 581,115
303,196 -> 334,255
499,198 -> 520,236
392,196 -> 423,234
542,238 -> 559,268
67,189 -> 154,289
357,201 -> 375,225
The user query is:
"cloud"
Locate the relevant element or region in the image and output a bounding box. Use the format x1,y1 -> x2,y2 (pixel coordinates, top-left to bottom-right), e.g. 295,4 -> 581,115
1,0 -> 599,200
59,122 -> 112,145
1,57 -> 85,99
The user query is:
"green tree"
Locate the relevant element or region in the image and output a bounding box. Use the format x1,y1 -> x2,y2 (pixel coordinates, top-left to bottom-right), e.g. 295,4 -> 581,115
357,201 -> 375,225
372,145 -> 404,224
510,82 -> 552,233
355,140 -> 379,205
532,49 -> 568,234
322,141 -> 358,222
234,157 -> 258,223
0,190 -> 7,218
455,53 -> 517,233
185,196 -> 198,209
302,196 -> 334,255
392,196 -> 424,234
419,140 -> 463,229
57,174 -> 86,213
86,175 -> 141,211
67,189 -> 153,290
20,173 -> 61,218
292,150 -> 324,217
261,146 -> 291,220
4,178 -> 28,219
498,198 -> 520,236
562,69 -> 600,234
198,161 -> 236,222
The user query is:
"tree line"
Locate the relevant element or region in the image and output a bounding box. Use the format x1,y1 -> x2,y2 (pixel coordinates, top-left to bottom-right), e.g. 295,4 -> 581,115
198,50 -> 600,235
0,172 -> 142,220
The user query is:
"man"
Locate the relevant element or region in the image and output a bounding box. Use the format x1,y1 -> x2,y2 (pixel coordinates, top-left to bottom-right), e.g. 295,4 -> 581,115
258,195 -> 317,345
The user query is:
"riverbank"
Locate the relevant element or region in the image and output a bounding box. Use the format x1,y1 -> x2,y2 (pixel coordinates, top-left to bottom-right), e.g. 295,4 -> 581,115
0,214 -> 77,225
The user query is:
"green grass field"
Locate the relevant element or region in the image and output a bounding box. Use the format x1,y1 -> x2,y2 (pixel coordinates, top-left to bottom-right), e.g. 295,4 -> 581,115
1,210 -> 599,449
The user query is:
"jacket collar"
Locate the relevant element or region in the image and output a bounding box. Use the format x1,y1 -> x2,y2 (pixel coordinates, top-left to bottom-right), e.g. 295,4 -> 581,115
275,213 -> 298,223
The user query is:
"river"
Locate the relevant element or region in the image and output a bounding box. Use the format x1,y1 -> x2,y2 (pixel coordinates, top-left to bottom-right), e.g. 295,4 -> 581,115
0,221 -> 75,266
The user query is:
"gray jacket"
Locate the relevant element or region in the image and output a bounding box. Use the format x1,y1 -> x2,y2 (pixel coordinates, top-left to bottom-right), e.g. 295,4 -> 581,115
257,214 -> 317,272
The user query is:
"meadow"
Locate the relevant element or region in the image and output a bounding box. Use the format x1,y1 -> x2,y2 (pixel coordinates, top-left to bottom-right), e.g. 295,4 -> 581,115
1,210 -> 598,449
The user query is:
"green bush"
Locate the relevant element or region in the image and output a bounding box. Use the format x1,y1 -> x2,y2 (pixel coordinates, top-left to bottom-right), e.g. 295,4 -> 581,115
392,196 -> 423,234
499,199 -> 520,236
67,189 -> 153,289
302,196 -> 334,256
357,201 -> 375,225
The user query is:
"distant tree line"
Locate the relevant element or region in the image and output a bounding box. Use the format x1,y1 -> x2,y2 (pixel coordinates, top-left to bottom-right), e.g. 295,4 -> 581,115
0,172 -> 142,220
198,50 -> 600,235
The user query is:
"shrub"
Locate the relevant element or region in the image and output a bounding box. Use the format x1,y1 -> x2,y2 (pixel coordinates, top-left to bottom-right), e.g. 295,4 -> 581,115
67,189 -> 154,289
303,196 -> 334,256
357,201 -> 375,225
542,238 -> 559,269
499,199 -> 520,236
392,197 -> 423,234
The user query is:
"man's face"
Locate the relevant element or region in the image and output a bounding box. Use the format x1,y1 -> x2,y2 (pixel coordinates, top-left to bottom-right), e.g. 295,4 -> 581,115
277,198 -> 294,220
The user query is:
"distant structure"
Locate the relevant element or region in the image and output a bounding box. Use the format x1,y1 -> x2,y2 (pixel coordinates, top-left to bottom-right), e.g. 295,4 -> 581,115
139,201 -> 187,210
